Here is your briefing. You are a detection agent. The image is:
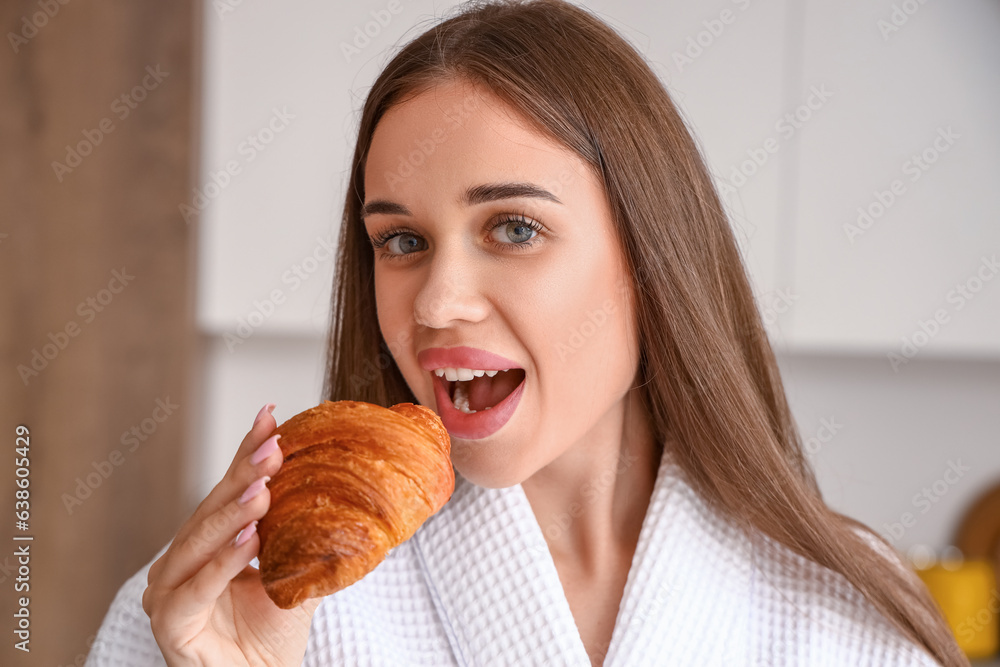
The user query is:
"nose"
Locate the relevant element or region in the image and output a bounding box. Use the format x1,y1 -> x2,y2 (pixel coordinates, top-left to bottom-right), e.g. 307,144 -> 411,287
412,250 -> 489,329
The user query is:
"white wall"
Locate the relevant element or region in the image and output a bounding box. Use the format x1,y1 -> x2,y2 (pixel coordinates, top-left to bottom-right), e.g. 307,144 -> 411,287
188,0 -> 1000,556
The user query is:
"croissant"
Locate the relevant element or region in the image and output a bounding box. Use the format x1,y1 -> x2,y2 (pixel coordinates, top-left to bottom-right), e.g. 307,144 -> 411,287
256,400 -> 454,609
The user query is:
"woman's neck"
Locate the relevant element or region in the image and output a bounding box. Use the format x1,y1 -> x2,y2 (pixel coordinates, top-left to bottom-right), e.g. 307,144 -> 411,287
521,386 -> 661,575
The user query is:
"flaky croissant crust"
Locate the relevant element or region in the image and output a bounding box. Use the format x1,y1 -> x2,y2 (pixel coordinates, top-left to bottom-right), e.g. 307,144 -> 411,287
256,400 -> 454,609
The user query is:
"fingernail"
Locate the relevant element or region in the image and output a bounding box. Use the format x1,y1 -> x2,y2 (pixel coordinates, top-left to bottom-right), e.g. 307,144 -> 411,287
239,475 -> 271,505
253,403 -> 276,427
235,520 -> 258,547
250,434 -> 281,465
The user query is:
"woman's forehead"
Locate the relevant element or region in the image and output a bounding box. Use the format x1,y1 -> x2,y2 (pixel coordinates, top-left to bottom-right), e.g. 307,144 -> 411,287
364,83 -> 595,210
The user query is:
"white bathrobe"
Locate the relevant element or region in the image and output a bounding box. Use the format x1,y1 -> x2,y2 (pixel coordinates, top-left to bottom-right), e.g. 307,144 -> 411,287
86,449 -> 942,666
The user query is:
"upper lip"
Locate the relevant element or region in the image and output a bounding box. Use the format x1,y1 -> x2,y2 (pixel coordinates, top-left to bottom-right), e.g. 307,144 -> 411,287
418,346 -> 523,372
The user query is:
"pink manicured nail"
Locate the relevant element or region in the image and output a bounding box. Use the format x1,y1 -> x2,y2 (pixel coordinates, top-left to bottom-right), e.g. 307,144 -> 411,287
239,475 -> 270,505
235,520 -> 258,546
250,434 -> 280,465
253,403 -> 276,427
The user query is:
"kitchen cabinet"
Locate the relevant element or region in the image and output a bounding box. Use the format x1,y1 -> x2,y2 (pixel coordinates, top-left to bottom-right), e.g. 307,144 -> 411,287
785,0 -> 1000,358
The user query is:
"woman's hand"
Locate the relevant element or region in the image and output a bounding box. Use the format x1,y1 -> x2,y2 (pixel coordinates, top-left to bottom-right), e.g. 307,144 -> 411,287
142,404 -> 321,666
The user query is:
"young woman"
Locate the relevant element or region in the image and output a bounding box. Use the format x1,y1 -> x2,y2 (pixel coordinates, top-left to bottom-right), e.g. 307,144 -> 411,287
89,1 -> 967,665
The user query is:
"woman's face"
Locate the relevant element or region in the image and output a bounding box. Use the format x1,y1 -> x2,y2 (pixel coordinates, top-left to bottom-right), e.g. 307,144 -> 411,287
362,78 -> 641,488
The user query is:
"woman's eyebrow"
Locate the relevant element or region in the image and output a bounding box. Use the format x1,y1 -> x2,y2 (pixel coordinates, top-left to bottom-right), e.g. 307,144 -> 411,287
360,181 -> 563,220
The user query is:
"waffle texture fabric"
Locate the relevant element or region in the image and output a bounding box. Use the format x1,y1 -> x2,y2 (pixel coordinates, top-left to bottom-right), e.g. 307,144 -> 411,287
86,448 -> 942,666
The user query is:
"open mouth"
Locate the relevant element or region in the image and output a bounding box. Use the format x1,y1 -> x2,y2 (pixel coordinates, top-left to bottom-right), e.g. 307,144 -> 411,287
443,368 -> 526,414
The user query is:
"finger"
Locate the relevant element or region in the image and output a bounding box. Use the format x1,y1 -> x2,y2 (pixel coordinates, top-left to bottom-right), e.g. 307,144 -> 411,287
167,519 -> 262,621
147,403 -> 281,601
157,473 -> 272,592
228,403 -> 279,474
185,435 -> 282,541
184,403 -> 283,533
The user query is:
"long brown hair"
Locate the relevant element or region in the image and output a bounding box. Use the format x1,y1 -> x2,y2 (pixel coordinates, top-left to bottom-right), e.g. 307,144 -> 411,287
322,1 -> 965,664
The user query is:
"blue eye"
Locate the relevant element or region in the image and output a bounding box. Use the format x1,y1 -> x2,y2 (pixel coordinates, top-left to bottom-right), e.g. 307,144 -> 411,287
369,213 -> 544,262
488,215 -> 541,247
378,231 -> 426,257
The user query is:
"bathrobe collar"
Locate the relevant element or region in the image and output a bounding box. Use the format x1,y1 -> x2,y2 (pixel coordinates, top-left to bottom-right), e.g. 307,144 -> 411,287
410,449 -> 755,666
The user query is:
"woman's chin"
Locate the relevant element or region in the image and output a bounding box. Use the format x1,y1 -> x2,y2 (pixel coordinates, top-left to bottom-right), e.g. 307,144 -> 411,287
450,450 -> 527,489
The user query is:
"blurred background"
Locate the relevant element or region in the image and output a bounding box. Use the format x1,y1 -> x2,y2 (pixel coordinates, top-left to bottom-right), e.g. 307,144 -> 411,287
1,0 -> 998,664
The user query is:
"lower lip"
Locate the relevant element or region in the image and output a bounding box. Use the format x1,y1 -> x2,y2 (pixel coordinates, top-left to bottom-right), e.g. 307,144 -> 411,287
432,372 -> 526,440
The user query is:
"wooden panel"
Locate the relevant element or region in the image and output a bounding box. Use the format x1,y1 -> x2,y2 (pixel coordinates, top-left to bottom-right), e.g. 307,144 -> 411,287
0,0 -> 197,663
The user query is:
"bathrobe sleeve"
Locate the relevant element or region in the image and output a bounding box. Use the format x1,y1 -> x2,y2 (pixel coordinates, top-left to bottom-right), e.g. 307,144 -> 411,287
85,541 -> 169,666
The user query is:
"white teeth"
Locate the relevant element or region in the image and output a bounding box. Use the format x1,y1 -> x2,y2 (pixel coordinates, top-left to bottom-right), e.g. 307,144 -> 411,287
452,380 -> 477,414
435,366 -> 517,413
434,366 -> 512,380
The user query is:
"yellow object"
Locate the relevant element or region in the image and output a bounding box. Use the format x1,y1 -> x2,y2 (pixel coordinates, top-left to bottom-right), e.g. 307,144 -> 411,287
916,558 -> 998,659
